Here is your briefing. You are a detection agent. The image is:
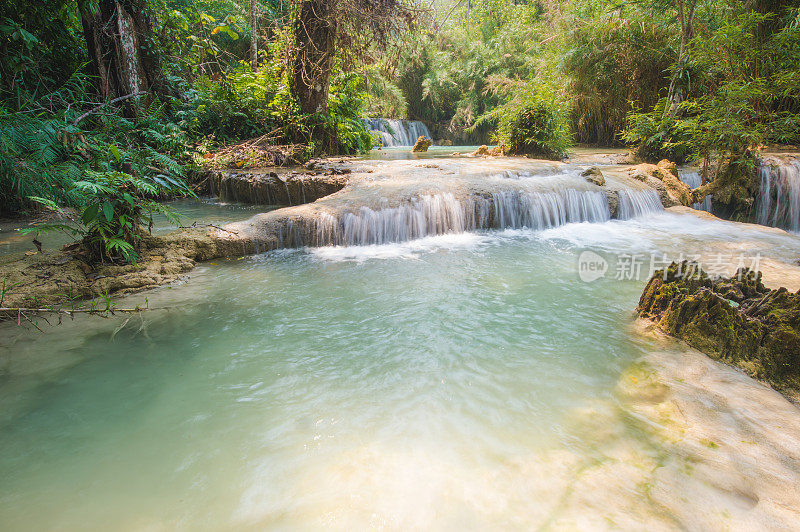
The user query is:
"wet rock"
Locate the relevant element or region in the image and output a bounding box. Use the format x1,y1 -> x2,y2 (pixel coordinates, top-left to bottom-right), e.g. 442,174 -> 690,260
605,191 -> 619,218
412,136 -> 432,152
630,160 -> 693,207
637,261 -> 800,394
473,145 -> 490,156
208,171 -> 348,205
582,167 -> 606,187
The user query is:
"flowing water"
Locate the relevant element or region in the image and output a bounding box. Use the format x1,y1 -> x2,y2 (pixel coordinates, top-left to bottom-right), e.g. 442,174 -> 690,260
363,119 -> 433,147
757,159 -> 800,232
2,155 -> 800,529
678,169 -> 712,212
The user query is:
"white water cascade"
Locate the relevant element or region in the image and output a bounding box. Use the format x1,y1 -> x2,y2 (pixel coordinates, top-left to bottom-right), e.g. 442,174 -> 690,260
364,119 -> 433,147
616,190 -> 664,220
278,189 -> 613,247
757,160 -> 800,233
678,170 -> 712,212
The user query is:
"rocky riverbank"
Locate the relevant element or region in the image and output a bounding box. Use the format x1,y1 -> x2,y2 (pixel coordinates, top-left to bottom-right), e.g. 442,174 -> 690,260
638,261 -> 800,398
0,228 -> 253,313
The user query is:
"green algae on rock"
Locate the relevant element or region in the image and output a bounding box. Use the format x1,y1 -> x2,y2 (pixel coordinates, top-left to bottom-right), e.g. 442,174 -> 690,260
637,261 -> 800,395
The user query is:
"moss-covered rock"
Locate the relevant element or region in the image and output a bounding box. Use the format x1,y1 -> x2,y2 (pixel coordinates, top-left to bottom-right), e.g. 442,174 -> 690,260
638,261 -> 800,393
581,166 -> 605,186
412,136 -> 432,152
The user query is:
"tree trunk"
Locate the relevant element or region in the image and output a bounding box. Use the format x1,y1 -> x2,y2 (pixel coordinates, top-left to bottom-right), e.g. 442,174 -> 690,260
664,0 -> 697,118
291,0 -> 337,114
250,0 -> 258,70
78,0 -> 169,106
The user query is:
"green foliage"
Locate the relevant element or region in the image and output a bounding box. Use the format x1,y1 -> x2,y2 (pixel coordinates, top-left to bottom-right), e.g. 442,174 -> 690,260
624,7 -> 800,163
562,9 -> 675,145
1,71 -> 190,213
363,65 -> 407,118
0,1 -> 84,105
325,72 -> 374,154
185,61 -> 289,142
477,79 -> 573,160
29,168 -> 189,263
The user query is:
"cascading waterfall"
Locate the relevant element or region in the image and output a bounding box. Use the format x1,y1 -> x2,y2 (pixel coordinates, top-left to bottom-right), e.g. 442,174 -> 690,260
756,160 -> 800,233
678,170 -> 712,212
616,190 -> 664,220
278,189 -> 613,248
364,119 -> 433,147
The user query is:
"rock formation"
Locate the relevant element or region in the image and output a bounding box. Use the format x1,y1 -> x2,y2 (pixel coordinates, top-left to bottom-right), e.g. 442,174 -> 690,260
638,261 -> 800,394
207,170 -> 349,205
581,166 -> 605,186
412,136 -> 432,152
629,160 -> 693,207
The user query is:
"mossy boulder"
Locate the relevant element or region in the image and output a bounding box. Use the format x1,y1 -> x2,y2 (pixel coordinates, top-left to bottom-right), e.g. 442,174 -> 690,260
581,166 -> 605,186
638,261 -> 800,393
412,136 -> 432,152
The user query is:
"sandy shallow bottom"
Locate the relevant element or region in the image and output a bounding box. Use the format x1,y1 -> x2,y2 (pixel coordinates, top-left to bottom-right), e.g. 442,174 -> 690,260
550,321 -> 800,530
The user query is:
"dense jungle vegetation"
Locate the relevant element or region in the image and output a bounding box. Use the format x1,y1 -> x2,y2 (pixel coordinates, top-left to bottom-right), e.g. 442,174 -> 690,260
1,0 -> 799,260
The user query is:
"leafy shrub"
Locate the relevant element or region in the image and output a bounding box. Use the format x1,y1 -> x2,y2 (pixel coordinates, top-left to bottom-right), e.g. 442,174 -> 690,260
563,11 -> 674,145
184,61 -> 289,143
477,79 -> 572,160
29,169 -> 190,264
623,99 -> 695,164
324,72 -> 374,154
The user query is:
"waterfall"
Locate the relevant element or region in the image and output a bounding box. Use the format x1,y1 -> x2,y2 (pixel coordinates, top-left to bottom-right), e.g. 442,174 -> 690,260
616,190 -> 664,220
364,119 -> 433,147
678,170 -> 712,212
756,160 -> 800,233
278,189 -> 612,248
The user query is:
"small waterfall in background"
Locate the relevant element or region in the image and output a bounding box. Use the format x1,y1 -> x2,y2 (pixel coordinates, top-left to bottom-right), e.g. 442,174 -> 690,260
616,190 -> 664,220
364,119 -> 433,147
279,189 -> 617,247
678,170 -> 712,212
757,160 -> 800,233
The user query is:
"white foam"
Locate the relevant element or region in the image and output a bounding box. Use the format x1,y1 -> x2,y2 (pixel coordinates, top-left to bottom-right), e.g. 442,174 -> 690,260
308,232 -> 489,262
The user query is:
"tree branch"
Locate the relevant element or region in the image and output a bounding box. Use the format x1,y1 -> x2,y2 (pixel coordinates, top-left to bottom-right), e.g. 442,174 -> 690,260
73,91 -> 145,126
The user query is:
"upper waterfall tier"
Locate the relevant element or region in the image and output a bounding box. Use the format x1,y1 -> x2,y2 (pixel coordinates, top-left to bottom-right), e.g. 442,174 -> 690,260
364,119 -> 433,147
219,158 -> 664,251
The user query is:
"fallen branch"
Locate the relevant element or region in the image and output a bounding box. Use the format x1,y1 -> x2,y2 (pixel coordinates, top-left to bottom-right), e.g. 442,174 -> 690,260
73,92 -> 145,126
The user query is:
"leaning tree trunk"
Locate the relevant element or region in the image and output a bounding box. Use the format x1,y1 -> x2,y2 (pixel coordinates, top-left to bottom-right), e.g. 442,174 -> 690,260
78,0 -> 169,107
290,0 -> 337,115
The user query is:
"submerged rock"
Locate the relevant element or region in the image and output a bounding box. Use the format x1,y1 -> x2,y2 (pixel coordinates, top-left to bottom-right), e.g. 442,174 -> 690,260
581,166 -> 605,186
637,261 -> 800,394
412,136 -> 432,152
